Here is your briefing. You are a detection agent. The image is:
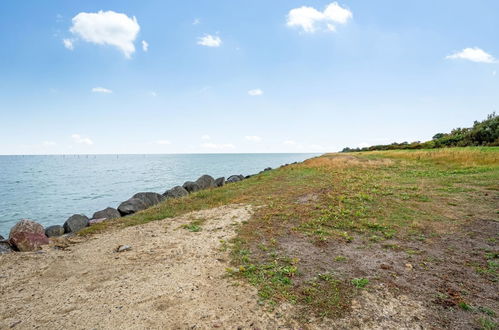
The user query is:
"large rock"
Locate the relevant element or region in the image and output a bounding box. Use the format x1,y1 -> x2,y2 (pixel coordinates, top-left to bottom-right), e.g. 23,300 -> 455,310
0,234 -> 4,240
118,198 -> 147,216
9,219 -> 49,252
0,240 -> 13,254
92,207 -> 121,220
226,175 -> 244,183
63,214 -> 89,233
132,192 -> 164,207
163,186 -> 189,199
183,181 -> 201,193
214,177 -> 225,187
195,175 -> 216,190
45,225 -> 65,237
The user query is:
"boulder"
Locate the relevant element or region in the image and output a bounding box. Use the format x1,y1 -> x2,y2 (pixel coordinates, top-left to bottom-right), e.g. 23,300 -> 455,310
8,219 -> 49,252
214,177 -> 225,187
226,175 -> 244,183
92,207 -> 121,220
183,181 -> 201,193
89,218 -> 107,225
63,214 -> 89,233
45,225 -> 65,237
245,175 -> 253,179
0,240 -> 13,254
10,232 -> 49,252
132,192 -> 164,208
163,186 -> 189,199
118,198 -> 148,216
263,167 -> 272,171
195,175 -> 216,190
0,234 -> 3,240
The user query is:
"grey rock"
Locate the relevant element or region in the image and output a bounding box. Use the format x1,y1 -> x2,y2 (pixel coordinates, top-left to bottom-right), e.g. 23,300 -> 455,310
118,198 -> 148,216
63,214 -> 89,233
196,175 -> 216,190
0,234 -> 4,240
183,181 -> 201,193
245,175 -> 253,179
132,192 -> 164,208
0,240 -> 13,254
214,177 -> 225,187
226,175 -> 244,183
92,207 -> 121,220
116,245 -> 132,252
163,186 -> 189,199
263,167 -> 272,171
45,225 -> 65,237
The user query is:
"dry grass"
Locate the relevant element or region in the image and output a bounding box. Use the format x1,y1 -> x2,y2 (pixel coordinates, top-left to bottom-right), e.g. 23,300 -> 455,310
359,147 -> 499,166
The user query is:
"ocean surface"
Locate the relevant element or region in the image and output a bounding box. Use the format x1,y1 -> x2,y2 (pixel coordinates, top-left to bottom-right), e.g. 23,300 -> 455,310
0,153 -> 318,236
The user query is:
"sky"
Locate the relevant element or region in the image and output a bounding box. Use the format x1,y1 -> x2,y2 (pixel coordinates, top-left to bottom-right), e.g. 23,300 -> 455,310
0,1 -> 498,155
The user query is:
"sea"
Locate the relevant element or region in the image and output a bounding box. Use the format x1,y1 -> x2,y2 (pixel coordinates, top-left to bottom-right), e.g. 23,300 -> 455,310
0,153 -> 318,237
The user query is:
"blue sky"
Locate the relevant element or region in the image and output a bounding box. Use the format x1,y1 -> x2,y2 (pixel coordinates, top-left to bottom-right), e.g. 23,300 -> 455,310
0,1 -> 498,154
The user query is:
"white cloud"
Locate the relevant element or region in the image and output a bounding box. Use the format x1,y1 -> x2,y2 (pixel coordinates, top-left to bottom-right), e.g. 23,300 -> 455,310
446,47 -> 497,63
193,18 -> 201,25
197,34 -> 222,47
142,40 -> 149,52
71,134 -> 93,145
155,140 -> 171,145
63,38 -> 74,50
287,2 -> 352,33
68,10 -> 140,58
248,88 -> 263,96
283,140 -> 297,145
92,87 -> 112,93
42,141 -> 56,147
245,136 -> 262,142
201,134 -> 211,140
201,142 -> 235,150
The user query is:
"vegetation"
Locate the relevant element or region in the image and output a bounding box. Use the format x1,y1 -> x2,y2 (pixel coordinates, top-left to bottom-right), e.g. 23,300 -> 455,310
79,147 -> 499,327
342,113 -> 498,152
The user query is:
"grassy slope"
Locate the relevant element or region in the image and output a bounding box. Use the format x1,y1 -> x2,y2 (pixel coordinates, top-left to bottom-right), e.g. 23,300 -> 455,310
80,147 -> 499,328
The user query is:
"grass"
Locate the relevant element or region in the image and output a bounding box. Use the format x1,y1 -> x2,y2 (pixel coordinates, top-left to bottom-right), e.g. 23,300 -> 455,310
78,147 -> 499,321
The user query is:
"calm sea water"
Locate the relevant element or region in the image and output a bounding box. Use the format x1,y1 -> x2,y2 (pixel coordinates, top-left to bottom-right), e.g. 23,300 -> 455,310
0,153 -> 318,236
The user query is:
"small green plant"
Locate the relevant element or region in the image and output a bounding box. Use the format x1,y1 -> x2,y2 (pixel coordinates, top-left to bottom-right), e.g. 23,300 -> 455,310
458,301 -> 472,311
334,256 -> 347,262
351,278 -> 369,289
478,317 -> 497,330
180,218 -> 206,232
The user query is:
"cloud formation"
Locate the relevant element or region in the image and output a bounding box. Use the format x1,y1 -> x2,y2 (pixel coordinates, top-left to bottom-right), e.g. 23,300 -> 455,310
142,40 -> 149,52
248,89 -> 263,96
197,34 -> 222,47
68,10 -> 140,58
245,136 -> 262,142
63,38 -> 74,50
287,2 -> 352,33
92,87 -> 112,93
201,142 -> 235,150
71,134 -> 93,145
446,47 -> 497,63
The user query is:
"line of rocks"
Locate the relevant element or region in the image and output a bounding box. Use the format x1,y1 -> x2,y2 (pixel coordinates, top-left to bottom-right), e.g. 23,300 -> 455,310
0,170 -> 258,254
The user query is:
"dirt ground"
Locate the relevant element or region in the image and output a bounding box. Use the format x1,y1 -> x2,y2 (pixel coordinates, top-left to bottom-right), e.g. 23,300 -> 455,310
1,204 -> 494,329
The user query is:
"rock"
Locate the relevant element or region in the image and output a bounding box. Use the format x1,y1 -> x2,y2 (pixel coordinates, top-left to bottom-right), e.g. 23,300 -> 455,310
45,225 -> 65,237
0,240 -> 13,254
92,207 -> 121,220
118,198 -> 148,216
116,245 -> 132,252
0,234 -> 4,240
163,186 -> 189,199
214,177 -> 225,187
183,181 -> 201,193
196,175 -> 216,190
132,192 -> 164,208
8,219 -> 49,252
63,214 -> 89,233
263,167 -> 272,171
226,175 -> 244,183
245,175 -> 253,179
88,218 -> 107,225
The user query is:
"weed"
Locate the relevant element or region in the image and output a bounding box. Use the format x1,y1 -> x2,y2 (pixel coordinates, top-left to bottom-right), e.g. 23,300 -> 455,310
351,278 -> 369,289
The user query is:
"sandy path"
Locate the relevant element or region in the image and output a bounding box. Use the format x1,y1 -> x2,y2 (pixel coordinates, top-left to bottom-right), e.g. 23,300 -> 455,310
0,205 -> 294,329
